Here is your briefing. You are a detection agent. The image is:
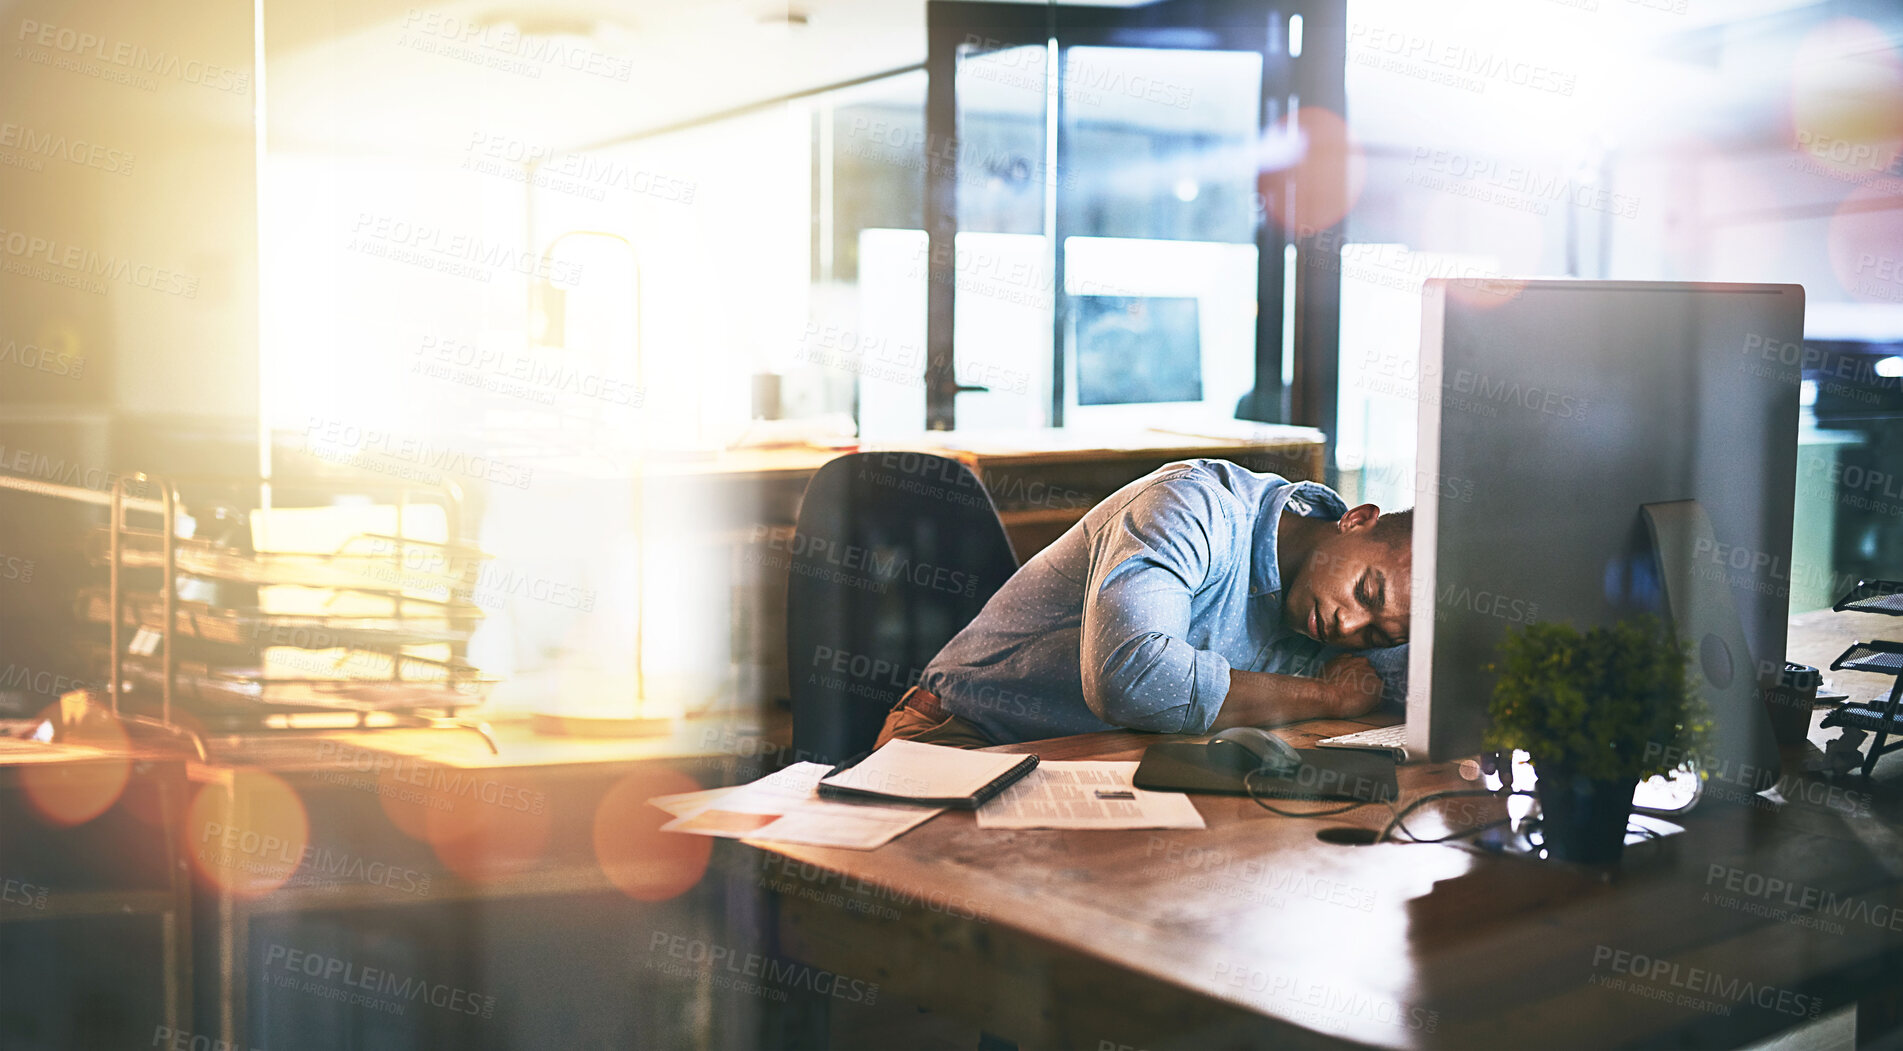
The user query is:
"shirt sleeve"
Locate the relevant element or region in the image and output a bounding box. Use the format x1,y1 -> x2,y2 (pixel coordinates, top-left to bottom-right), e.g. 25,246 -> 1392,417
1361,643 -> 1409,711
1078,477 -> 1235,734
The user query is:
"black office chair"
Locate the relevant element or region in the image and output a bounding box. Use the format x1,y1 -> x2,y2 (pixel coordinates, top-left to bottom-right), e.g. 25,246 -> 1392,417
786,452 -> 1019,765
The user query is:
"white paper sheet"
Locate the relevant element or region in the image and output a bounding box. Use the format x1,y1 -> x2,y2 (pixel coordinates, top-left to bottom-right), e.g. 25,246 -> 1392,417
652,762 -> 944,850
975,761 -> 1205,830
646,785 -> 735,818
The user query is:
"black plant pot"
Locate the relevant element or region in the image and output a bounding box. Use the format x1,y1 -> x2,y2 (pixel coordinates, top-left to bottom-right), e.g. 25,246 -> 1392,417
1533,767 -> 1639,865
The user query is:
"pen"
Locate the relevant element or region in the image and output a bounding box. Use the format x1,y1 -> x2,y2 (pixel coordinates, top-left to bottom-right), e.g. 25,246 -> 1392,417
825,750 -> 872,778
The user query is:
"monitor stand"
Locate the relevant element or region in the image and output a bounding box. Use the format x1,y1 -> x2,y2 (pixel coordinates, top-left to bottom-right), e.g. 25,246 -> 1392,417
1641,501 -> 1783,808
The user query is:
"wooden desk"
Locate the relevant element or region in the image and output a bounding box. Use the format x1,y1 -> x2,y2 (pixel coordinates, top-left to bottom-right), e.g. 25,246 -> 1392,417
746,612 -> 1903,1049
5,714 -> 791,1049
177,717 -> 751,1049
0,738 -> 193,1044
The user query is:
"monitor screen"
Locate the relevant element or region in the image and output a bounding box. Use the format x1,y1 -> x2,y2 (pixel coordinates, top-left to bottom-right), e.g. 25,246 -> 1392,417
1073,295 -> 1202,406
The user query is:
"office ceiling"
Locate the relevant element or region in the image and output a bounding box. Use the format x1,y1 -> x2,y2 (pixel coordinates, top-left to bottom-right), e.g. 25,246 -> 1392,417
261,0 -> 1897,161
264,0 -> 929,156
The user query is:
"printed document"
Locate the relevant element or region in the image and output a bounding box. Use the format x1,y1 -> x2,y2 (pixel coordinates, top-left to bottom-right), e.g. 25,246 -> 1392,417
976,761 -> 1205,830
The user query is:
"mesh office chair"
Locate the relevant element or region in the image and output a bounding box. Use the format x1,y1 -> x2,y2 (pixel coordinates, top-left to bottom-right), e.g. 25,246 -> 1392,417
785,452 -> 1019,765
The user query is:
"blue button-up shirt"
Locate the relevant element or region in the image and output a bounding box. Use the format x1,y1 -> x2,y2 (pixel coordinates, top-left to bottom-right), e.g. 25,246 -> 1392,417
922,459 -> 1408,743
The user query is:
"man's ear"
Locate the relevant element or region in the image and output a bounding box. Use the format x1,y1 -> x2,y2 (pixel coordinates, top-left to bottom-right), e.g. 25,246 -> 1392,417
1337,503 -> 1381,533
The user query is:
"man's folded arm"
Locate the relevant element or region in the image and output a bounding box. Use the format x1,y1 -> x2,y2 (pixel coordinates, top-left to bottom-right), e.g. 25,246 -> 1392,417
1208,668 -> 1339,728
1364,643 -> 1409,711
1210,644 -> 1405,728
1078,479 -> 1233,734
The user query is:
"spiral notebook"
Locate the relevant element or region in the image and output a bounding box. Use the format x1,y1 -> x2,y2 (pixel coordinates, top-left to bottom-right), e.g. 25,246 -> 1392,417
817,739 -> 1039,809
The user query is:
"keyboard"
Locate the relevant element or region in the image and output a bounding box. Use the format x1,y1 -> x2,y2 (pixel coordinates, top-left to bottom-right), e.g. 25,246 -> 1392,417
1316,723 -> 1410,760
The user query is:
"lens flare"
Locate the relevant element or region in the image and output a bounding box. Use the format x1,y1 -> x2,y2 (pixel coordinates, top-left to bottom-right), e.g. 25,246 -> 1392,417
425,771 -> 553,884
20,701 -> 131,827
1827,176 -> 1903,304
184,768 -> 311,898
1261,106 -> 1365,235
1789,18 -> 1903,185
375,760 -> 451,841
593,768 -> 713,902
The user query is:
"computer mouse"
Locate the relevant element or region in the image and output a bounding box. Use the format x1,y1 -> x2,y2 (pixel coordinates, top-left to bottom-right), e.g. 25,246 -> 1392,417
1207,726 -> 1303,776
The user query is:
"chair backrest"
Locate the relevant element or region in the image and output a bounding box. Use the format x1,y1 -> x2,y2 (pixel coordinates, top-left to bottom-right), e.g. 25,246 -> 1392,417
786,452 -> 1019,765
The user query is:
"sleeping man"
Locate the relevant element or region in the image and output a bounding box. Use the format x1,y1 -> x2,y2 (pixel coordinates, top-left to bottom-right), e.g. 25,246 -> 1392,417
875,458 -> 1412,748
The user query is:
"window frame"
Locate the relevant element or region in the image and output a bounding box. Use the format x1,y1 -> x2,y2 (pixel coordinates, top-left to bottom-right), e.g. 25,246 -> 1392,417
923,0 -> 1347,440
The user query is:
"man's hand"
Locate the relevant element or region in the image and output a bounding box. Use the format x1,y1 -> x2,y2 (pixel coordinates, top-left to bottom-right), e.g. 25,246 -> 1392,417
1319,654 -> 1384,718
1212,656 -> 1387,729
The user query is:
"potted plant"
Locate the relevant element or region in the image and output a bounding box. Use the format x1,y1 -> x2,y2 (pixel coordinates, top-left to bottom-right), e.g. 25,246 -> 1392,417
1484,617 -> 1711,865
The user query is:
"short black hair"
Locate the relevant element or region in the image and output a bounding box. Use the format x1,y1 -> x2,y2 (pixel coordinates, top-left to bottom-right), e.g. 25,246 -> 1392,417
1373,508 -> 1413,550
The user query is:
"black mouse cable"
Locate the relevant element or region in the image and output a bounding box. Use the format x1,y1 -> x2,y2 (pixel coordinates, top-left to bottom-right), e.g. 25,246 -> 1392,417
1377,788 -> 1536,844
1239,766 -> 1378,818
1240,768 -> 1532,843
1242,777 -> 1656,850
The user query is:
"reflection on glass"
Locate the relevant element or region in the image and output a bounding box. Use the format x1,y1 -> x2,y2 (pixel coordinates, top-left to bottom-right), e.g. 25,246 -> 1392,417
956,44 -> 1050,236
1059,46 -> 1262,244
1057,46 -> 1264,429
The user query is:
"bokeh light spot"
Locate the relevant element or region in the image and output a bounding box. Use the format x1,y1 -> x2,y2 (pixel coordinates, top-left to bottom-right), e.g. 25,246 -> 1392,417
1789,18 -> 1903,184
184,768 -> 310,898
20,701 -> 131,827
425,771 -> 553,884
593,768 -> 713,902
1261,106 -> 1366,235
1827,176 -> 1903,304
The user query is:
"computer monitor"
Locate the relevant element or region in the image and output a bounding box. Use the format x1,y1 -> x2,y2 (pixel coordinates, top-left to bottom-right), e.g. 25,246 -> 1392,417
1408,280 -> 1803,793
1072,295 -> 1203,406
1061,236 -> 1257,428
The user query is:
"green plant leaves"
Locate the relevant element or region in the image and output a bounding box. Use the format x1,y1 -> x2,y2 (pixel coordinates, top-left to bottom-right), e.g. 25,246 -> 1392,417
1482,616 -> 1713,782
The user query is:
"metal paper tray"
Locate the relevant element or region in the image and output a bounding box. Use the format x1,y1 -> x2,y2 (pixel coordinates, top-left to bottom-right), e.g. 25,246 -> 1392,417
78,590 -> 480,648
1831,641 -> 1903,677
1833,579 -> 1903,616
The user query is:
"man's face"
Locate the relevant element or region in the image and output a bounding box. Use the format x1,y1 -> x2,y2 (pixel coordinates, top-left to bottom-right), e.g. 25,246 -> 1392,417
1282,505 -> 1412,650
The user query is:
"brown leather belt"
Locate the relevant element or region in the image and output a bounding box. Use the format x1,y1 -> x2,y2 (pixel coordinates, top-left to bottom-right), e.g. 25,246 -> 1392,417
896,685 -> 945,721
